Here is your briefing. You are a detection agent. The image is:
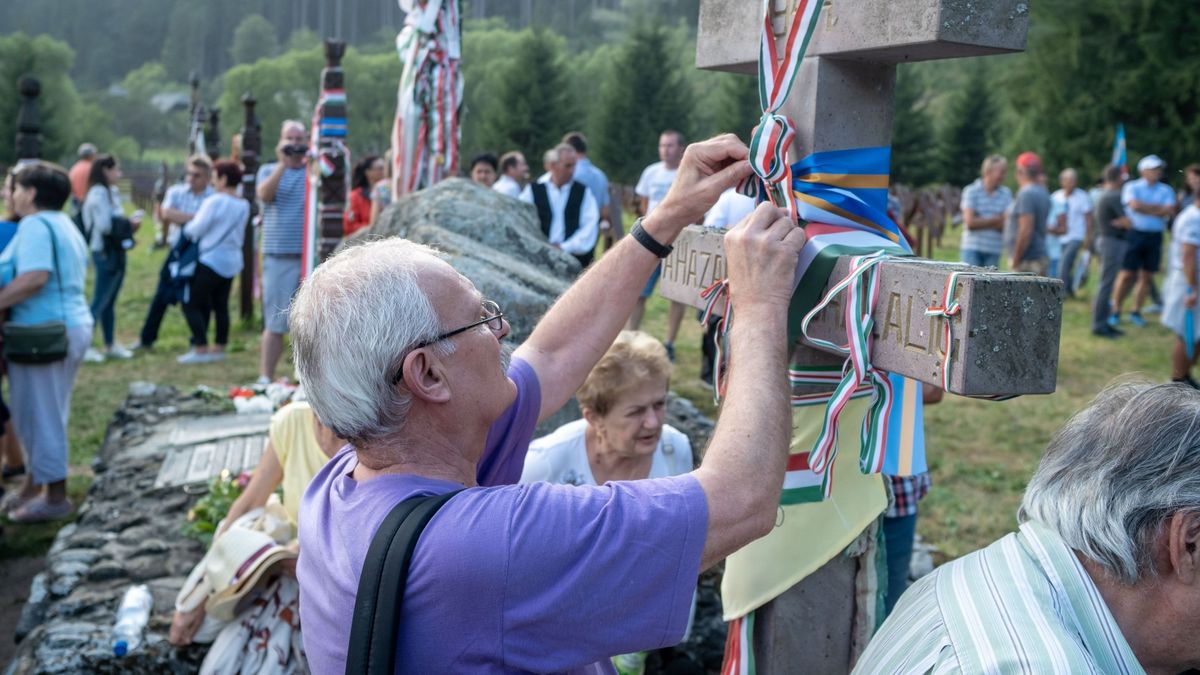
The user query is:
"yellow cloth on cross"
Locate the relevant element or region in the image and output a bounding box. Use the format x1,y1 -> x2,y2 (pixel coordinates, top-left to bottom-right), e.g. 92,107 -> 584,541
720,398 -> 886,620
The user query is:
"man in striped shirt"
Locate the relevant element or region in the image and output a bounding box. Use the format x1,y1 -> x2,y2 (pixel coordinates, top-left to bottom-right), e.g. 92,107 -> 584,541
855,382 -> 1200,674
256,120 -> 309,385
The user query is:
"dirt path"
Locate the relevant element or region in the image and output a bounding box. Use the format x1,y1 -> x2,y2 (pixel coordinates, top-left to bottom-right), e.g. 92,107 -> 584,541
0,555 -> 43,668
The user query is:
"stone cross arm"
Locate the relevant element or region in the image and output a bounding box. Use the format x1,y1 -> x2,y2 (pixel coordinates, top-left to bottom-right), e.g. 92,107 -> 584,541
659,225 -> 1064,397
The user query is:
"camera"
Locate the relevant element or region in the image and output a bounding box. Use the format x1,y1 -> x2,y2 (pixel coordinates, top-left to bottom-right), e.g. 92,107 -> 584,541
282,143 -> 309,157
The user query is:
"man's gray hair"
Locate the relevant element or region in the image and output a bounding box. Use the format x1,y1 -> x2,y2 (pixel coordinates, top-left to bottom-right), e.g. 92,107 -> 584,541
1020,381 -> 1200,584
980,154 -> 1006,175
289,239 -> 454,447
544,143 -> 575,166
281,119 -> 306,135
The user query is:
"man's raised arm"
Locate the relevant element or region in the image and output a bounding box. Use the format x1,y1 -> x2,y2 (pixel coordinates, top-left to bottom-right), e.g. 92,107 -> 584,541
514,134 -> 753,422
691,205 -> 805,569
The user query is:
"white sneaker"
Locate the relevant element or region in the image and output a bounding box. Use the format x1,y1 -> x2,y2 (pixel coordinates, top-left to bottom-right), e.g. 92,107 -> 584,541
83,348 -> 105,363
176,350 -> 212,364
255,375 -> 272,387
106,345 -> 134,360
206,351 -> 225,363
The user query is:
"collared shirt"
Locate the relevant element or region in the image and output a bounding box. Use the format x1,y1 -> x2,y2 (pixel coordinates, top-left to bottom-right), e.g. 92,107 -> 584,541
493,174 -> 522,199
854,521 -> 1145,675
163,183 -> 215,246
885,472 -> 931,518
573,157 -> 610,210
518,178 -> 600,256
1122,178 -> 1175,233
256,163 -> 307,255
960,178 -> 1013,255
1051,188 -> 1094,243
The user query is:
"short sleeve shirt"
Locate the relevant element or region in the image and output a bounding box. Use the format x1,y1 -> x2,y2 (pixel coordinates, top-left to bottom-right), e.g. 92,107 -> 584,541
1050,188 -> 1093,242
1122,178 -> 1176,233
1096,189 -> 1127,239
1168,204 -> 1200,275
256,163 -> 307,255
521,419 -> 694,485
298,358 -> 709,674
0,212 -> 93,328
703,190 -> 756,230
1003,183 -> 1051,261
635,162 -> 677,216
269,402 -> 331,526
959,179 -> 1012,254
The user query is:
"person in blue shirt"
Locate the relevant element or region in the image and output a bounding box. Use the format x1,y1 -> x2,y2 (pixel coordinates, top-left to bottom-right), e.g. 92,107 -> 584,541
0,161 -> 93,523
1111,155 -> 1177,328
0,168 -> 27,485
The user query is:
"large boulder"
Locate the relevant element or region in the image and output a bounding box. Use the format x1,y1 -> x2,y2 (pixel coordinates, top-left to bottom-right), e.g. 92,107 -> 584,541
366,178 -> 579,343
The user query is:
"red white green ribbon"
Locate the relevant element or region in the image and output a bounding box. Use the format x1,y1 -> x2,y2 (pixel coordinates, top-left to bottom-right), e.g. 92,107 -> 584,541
393,0 -> 462,196
799,251 -> 896,483
721,610 -> 757,675
739,0 -> 824,222
700,278 -> 733,403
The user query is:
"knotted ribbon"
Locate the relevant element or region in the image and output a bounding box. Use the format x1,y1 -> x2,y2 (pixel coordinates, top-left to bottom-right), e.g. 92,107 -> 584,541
738,0 -> 823,223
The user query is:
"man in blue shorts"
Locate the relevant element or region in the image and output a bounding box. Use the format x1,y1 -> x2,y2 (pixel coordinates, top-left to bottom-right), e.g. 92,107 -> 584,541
1111,154 -> 1176,328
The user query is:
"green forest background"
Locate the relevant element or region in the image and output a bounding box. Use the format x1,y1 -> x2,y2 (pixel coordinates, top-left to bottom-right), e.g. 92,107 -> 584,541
0,0 -> 1198,188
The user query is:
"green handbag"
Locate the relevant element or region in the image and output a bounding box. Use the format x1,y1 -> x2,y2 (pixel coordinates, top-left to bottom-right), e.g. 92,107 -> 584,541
2,216 -> 69,364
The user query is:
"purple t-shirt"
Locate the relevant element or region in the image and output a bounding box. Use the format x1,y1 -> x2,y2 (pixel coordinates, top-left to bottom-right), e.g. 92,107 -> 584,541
298,357 -> 709,674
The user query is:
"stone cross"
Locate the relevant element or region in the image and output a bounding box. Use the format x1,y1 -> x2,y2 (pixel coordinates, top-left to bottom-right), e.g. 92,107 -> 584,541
682,1 -> 1042,671
239,93 -> 262,320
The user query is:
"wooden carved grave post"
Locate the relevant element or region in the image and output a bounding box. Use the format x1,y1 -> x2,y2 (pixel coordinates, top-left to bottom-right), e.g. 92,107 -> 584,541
15,75 -> 41,160
670,1 -> 1049,672
302,39 -> 349,276
239,93 -> 262,320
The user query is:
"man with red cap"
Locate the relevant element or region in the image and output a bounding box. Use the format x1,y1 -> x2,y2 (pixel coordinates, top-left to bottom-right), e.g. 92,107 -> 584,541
1004,151 -> 1053,275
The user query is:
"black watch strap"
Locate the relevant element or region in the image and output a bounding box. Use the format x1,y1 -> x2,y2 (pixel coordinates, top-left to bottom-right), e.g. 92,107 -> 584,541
631,217 -> 673,258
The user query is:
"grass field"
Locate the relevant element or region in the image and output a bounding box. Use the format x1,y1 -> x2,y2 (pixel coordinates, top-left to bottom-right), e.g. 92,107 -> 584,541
2,222 -> 1182,563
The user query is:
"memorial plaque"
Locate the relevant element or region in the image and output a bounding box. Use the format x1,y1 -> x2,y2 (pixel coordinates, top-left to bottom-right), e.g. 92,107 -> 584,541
154,433 -> 267,489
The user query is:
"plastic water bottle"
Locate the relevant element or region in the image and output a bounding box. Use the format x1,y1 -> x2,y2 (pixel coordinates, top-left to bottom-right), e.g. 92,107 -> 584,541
111,584 -> 153,656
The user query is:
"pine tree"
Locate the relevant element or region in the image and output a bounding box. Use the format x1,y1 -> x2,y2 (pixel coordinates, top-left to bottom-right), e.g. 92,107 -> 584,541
480,26 -> 575,166
231,15 -> 280,66
890,66 -> 937,187
936,62 -> 994,187
712,73 -> 761,143
593,20 -> 695,185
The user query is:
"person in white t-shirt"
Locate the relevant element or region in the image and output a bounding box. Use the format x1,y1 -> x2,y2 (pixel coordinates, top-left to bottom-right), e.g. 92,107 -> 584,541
492,151 -> 528,199
1051,168 -> 1094,296
629,131 -> 687,360
1161,192 -> 1200,387
521,330 -> 694,673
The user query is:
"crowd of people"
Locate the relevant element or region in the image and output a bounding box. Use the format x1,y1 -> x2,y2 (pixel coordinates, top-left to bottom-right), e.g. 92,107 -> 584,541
957,151 -> 1200,386
1,114 -> 1198,673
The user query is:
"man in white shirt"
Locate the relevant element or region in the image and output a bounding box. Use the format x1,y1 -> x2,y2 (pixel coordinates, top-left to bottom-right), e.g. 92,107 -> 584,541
520,144 -> 599,268
493,151 -> 528,199
629,131 -> 686,359
1052,167 -> 1094,296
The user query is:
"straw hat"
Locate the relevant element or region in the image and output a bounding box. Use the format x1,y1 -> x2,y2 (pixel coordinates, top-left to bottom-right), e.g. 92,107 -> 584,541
203,525 -> 297,621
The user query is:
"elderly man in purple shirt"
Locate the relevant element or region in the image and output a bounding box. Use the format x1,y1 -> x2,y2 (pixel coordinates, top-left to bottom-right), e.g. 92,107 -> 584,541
290,135 -> 807,673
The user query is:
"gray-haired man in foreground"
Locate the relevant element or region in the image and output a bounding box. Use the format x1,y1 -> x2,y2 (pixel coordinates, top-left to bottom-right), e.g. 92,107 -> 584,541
855,381 -> 1200,674
290,135 -> 809,673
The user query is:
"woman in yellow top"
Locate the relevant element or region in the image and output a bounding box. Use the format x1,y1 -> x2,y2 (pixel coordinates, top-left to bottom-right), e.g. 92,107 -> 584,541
168,400 -> 345,645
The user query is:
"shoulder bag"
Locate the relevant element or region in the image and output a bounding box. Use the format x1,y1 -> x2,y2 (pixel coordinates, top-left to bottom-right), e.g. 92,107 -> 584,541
3,216 -> 69,364
345,490 -> 463,675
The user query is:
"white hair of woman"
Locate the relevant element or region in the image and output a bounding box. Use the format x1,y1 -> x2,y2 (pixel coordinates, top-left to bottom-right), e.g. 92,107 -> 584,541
289,239 -> 454,449
1020,381 -> 1200,584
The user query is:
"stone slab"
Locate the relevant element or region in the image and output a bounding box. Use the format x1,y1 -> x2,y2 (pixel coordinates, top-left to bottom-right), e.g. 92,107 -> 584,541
659,226 -> 1065,396
166,413 -> 272,447
697,0 -> 1030,74
154,433 -> 267,488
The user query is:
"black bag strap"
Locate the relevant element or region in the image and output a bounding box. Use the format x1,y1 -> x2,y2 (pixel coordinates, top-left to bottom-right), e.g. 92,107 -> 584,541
345,489 -> 463,675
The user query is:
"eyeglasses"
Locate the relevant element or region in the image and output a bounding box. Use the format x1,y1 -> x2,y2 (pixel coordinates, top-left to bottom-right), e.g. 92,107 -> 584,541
186,172 -> 204,178
391,300 -> 505,385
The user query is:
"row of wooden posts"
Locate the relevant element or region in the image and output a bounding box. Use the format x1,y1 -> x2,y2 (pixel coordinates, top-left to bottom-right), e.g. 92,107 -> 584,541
11,40 -> 350,323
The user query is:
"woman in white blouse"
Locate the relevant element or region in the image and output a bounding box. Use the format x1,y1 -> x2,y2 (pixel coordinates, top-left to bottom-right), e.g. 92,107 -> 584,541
176,160 -> 248,364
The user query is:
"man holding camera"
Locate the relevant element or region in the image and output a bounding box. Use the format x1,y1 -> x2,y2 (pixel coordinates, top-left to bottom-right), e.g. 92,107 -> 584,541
255,120 -> 309,385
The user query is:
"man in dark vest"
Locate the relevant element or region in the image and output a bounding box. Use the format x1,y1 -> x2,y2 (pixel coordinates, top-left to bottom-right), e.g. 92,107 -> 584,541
520,143 -> 599,268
